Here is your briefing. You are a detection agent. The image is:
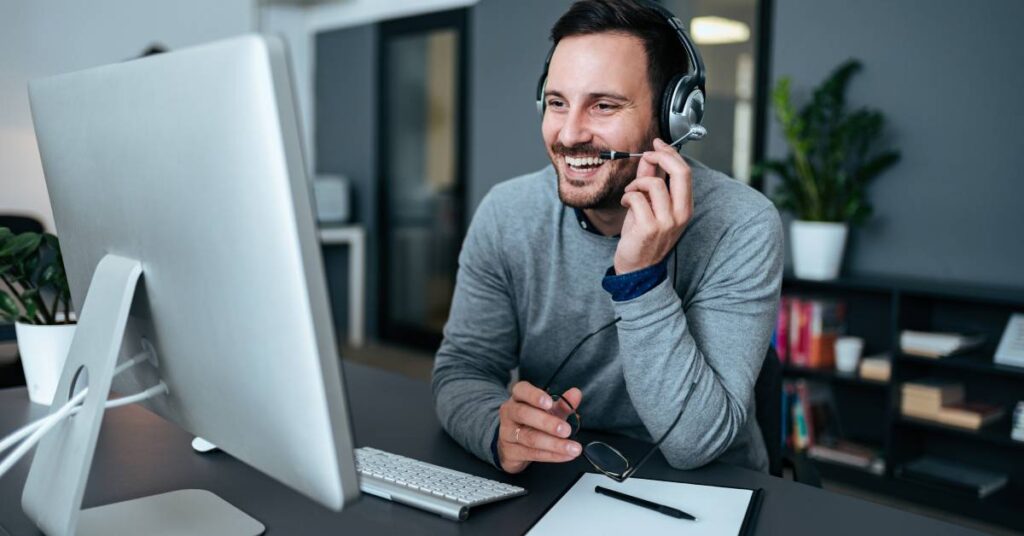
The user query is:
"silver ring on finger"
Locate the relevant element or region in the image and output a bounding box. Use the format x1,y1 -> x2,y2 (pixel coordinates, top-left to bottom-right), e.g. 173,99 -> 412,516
514,426 -> 522,444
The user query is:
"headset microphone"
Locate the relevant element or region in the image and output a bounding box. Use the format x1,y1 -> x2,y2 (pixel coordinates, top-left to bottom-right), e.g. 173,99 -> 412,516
599,124 -> 706,161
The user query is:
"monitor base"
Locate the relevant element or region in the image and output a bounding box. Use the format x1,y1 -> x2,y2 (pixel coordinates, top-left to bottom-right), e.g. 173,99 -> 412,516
77,489 -> 264,536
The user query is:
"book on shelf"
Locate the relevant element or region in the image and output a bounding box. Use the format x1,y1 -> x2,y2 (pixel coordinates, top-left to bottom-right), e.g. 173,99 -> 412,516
1013,402 -> 1024,442
784,380 -> 841,452
858,354 -> 891,382
900,379 -> 965,411
934,402 -> 1005,430
807,439 -> 885,475
900,379 -> 1006,431
775,296 -> 846,369
900,330 -> 985,358
899,456 -> 1008,499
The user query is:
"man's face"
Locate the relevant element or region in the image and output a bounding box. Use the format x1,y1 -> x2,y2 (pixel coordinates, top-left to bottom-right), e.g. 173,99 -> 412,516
542,32 -> 657,210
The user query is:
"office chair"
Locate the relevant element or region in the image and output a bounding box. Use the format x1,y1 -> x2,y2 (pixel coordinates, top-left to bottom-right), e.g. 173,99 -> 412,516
754,345 -> 822,486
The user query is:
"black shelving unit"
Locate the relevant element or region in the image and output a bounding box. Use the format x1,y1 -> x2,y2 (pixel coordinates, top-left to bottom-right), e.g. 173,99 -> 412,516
782,273 -> 1024,532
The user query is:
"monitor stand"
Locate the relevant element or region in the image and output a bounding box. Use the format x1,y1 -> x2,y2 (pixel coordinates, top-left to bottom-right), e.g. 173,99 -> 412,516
20,254 -> 264,536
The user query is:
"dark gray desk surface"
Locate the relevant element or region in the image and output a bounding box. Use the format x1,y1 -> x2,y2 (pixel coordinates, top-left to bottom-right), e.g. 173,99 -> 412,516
0,361 -> 980,535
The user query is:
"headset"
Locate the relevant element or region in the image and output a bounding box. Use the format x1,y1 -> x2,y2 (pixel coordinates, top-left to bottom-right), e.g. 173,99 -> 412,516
535,1 -> 707,160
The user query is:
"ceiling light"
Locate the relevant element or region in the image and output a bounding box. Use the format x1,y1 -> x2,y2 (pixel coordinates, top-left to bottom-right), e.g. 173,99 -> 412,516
690,16 -> 750,45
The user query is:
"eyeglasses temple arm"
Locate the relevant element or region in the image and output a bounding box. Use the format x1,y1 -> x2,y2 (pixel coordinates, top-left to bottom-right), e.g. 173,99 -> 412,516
539,317 -> 621,390
624,381 -> 698,479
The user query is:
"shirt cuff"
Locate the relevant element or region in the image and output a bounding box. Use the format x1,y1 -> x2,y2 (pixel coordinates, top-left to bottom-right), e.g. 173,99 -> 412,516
601,259 -> 668,302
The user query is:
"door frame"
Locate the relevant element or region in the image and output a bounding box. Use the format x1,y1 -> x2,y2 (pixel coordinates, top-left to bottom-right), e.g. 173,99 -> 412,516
375,8 -> 470,350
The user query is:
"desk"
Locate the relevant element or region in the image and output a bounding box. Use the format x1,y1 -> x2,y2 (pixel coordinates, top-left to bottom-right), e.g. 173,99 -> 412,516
0,362 -> 981,535
319,225 -> 365,348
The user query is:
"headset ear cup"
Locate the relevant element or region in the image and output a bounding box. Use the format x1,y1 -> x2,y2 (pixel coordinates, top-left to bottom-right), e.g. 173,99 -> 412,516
661,73 -> 688,142
536,74 -> 547,115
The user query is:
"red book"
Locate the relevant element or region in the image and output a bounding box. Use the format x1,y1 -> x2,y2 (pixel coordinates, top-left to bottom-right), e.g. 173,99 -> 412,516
776,297 -> 790,363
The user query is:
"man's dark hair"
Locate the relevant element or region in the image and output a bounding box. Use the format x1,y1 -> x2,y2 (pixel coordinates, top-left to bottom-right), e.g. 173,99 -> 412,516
550,0 -> 689,117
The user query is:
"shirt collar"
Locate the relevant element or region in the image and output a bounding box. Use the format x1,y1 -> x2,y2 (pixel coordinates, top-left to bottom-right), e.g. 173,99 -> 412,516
572,207 -> 620,238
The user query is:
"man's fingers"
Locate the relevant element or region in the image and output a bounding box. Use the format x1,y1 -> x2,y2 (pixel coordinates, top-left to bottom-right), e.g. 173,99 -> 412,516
511,381 -> 553,410
640,144 -> 692,221
625,176 -> 673,224
621,191 -> 655,229
503,425 -> 581,456
509,400 -> 573,438
634,148 -> 659,179
500,441 -> 579,464
550,387 -> 582,419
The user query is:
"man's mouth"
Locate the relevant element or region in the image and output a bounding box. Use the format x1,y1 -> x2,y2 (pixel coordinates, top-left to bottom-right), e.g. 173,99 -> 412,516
563,154 -> 605,175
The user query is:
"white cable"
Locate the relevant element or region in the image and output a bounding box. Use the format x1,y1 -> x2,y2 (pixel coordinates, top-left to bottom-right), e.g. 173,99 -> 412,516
0,390 -> 86,455
0,351 -> 151,455
0,351 -> 159,479
0,388 -> 81,478
0,381 -> 167,480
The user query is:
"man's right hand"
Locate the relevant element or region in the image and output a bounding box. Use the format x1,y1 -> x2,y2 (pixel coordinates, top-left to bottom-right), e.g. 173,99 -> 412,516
496,381 -> 583,473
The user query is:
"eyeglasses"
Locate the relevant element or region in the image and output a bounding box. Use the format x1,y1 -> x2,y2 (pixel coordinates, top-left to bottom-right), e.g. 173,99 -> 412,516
539,318 -> 697,482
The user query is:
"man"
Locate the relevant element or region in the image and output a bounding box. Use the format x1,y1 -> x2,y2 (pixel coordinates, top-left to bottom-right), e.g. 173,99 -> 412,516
431,0 -> 782,474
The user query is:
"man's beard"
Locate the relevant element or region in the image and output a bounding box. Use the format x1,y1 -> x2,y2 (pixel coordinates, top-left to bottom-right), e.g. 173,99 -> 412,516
550,138 -> 650,210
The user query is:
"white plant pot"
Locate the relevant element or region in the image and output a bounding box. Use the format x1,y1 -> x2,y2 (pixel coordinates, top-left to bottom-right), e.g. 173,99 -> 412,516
790,220 -> 848,280
15,321 -> 76,406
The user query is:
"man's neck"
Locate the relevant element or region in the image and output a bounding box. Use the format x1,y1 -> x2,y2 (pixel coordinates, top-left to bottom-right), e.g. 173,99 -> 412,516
582,206 -> 627,237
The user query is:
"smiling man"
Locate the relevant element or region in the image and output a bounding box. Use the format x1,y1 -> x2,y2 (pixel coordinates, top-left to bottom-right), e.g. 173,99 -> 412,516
432,0 -> 783,474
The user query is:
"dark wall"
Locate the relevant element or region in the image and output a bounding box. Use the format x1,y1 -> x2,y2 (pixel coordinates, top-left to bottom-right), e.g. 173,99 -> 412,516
467,0 -> 573,210
315,24 -> 379,339
316,0 -> 572,340
767,0 -> 1024,287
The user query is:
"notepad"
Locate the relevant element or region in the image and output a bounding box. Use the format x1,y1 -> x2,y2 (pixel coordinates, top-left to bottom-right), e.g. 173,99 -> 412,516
526,473 -> 761,536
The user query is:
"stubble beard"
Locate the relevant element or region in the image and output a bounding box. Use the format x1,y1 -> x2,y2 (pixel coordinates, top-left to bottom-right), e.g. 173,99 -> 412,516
556,157 -> 639,210
551,127 -> 656,210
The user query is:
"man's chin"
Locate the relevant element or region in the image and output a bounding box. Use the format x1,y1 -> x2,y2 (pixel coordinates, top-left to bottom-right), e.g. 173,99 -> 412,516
558,178 -> 615,210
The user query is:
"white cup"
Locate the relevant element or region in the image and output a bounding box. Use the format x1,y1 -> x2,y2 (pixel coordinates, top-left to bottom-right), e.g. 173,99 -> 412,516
835,336 -> 864,374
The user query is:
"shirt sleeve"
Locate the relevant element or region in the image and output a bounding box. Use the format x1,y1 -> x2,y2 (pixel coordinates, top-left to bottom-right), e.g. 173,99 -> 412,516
610,205 -> 784,470
431,193 -> 519,469
601,259 -> 668,302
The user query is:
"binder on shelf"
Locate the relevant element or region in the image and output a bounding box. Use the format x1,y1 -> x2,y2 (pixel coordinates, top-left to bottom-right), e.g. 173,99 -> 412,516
900,330 -> 985,359
899,457 -> 1008,499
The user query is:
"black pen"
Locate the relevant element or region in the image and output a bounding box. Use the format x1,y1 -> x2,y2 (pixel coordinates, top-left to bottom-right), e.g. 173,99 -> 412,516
594,486 -> 697,521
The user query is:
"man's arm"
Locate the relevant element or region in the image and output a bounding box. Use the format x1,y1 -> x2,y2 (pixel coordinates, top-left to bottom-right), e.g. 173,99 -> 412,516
431,194 -> 519,466
613,205 -> 783,469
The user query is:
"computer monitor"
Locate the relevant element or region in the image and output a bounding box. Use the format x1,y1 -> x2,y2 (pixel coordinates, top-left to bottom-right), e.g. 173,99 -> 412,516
24,35 -> 359,535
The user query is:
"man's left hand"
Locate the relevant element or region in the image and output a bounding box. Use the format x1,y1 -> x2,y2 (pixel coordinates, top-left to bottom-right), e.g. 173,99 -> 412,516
614,138 -> 693,275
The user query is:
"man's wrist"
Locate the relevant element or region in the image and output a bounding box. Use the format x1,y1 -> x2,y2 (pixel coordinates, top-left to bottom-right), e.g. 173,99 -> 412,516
602,258 -> 668,302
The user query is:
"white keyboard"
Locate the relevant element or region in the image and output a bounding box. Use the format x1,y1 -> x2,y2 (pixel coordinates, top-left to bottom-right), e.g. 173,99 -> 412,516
355,447 -> 526,521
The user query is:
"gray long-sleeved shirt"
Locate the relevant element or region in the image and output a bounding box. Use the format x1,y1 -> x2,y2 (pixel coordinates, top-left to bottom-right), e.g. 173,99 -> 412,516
431,160 -> 783,472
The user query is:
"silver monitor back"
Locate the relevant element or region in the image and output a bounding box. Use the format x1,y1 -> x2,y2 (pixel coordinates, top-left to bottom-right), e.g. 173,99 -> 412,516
27,34 -> 359,521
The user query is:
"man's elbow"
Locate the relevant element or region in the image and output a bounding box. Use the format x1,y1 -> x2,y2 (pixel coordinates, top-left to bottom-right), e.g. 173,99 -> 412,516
663,401 -> 747,469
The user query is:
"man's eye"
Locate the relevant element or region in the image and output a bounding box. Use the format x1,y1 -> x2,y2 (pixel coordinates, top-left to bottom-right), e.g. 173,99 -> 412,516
596,103 -> 619,112
547,99 -> 565,109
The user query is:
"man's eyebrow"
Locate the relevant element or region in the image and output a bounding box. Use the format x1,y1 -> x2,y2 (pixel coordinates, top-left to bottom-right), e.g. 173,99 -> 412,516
543,90 -> 630,102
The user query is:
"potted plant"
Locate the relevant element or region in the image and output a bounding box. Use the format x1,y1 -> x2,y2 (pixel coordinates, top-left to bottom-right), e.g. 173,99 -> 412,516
755,59 -> 901,280
0,227 -> 75,405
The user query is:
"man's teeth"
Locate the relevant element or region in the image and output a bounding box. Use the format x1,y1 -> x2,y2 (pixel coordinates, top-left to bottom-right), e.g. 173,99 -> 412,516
565,155 -> 603,168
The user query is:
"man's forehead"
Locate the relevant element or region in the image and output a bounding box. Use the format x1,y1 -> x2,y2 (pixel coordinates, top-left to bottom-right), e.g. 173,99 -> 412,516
546,33 -> 649,98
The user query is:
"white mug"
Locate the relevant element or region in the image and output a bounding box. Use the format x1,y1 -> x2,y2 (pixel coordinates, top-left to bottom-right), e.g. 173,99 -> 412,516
835,336 -> 864,374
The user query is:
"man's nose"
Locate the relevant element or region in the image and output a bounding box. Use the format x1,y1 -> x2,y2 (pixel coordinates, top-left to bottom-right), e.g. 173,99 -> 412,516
557,108 -> 593,148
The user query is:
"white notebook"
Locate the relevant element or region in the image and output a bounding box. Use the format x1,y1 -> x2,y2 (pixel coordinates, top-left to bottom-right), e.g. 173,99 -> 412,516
526,473 -> 761,536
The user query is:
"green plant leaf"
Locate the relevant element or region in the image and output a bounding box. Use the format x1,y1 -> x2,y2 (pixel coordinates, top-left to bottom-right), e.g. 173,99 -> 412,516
755,58 -> 899,226
854,151 -> 901,184
0,292 -> 19,322
0,232 -> 41,259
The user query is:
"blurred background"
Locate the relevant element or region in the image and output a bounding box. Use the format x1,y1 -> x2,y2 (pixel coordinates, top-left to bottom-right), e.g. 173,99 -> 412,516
1,1 -> 1023,533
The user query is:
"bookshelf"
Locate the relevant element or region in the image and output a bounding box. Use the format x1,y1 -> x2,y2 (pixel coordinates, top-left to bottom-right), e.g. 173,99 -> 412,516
782,273 -> 1024,532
